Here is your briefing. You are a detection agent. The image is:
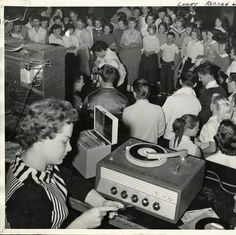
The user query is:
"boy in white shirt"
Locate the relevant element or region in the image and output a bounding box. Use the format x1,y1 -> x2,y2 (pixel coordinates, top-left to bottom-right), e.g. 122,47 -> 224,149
158,32 -> 179,95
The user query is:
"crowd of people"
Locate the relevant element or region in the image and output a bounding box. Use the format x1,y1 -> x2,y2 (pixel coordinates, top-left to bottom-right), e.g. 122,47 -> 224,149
5,6 -> 236,168
4,6 -> 236,229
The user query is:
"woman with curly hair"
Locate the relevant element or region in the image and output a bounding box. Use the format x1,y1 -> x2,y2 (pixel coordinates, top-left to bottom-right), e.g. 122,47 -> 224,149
207,120 -> 236,169
5,98 -> 123,229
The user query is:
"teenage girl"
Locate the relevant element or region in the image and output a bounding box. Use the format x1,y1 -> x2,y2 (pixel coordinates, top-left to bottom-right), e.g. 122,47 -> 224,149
169,114 -> 202,158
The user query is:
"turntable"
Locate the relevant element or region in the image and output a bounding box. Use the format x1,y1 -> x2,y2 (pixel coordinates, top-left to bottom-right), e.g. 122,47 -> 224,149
96,138 -> 205,224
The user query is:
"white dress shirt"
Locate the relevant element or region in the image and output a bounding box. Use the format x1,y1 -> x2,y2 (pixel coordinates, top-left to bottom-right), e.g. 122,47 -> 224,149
199,116 -> 219,143
28,27 -> 47,44
162,87 -> 202,140
185,40 -> 204,63
122,99 -> 165,144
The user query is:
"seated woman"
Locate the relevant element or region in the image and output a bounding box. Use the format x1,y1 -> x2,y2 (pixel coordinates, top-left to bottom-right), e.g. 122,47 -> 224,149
207,120 -> 236,169
5,98 -> 123,228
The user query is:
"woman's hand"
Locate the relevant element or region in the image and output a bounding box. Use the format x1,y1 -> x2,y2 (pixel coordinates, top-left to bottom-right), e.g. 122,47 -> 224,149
103,200 -> 124,219
67,206 -> 118,229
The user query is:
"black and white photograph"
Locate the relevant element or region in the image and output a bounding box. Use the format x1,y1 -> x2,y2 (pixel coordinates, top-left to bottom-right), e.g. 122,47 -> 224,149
2,1 -> 236,233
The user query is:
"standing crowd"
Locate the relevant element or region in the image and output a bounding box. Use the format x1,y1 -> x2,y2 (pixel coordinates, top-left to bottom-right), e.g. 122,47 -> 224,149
5,6 -> 236,167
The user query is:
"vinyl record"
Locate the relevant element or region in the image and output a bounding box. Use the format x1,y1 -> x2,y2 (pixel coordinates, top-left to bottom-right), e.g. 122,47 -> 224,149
195,217 -> 230,229
129,143 -> 166,161
126,143 -> 167,167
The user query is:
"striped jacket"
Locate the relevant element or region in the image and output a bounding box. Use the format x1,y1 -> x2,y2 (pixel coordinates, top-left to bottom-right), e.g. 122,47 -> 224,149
6,150 -> 92,228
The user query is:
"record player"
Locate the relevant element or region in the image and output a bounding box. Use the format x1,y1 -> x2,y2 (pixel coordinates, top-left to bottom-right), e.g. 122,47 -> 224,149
96,138 -> 206,223
73,105 -> 118,179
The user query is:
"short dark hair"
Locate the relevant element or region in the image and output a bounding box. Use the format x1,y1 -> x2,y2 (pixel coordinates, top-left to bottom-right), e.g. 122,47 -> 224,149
32,14 -> 41,21
167,31 -> 175,38
91,40 -> 109,52
158,22 -> 168,32
157,7 -> 166,14
76,18 -> 86,25
128,17 -> 137,23
13,20 -> 22,26
53,15 -> 62,21
133,79 -> 150,99
145,13 -> 156,24
41,16 -> 49,22
147,23 -> 157,32
65,23 -> 75,31
98,64 -> 120,85
51,23 -> 62,31
16,98 -> 78,149
197,61 -> 220,80
118,16 -> 128,25
181,71 -> 198,87
214,120 -> 236,156
103,22 -> 114,33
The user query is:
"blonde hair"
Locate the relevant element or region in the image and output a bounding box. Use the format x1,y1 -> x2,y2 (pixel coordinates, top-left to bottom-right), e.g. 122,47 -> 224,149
211,94 -> 233,122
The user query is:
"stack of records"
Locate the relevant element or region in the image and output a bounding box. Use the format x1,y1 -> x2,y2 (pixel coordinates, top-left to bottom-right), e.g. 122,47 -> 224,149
79,130 -> 106,149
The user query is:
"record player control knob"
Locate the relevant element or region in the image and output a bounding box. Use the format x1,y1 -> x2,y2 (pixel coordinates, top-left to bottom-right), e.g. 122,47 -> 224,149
131,194 -> 138,203
142,198 -> 149,207
121,190 -> 128,199
153,202 -> 160,211
110,186 -> 118,195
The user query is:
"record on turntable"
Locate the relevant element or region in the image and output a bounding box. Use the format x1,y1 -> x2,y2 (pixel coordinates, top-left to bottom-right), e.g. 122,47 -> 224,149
126,143 -> 168,167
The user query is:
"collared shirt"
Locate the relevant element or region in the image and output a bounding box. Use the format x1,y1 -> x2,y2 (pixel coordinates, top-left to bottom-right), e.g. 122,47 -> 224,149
186,40 -> 204,63
160,43 -> 179,62
96,48 -> 126,86
142,34 -> 160,54
199,116 -> 219,143
207,151 -> 236,169
206,80 -> 219,89
169,135 -> 199,157
28,27 -> 47,44
122,99 -> 165,144
162,87 -> 202,140
226,61 -> 236,76
49,34 -> 65,46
